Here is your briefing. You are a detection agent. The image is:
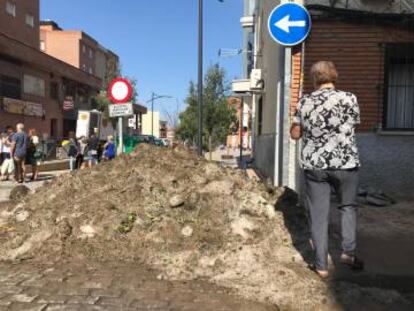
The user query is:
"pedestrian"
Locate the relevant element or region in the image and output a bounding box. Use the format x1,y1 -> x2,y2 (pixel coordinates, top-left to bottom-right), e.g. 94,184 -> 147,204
78,136 -> 88,169
86,129 -> 99,167
25,129 -> 40,181
0,132 -> 14,181
10,123 -> 29,183
290,61 -> 364,279
102,135 -> 116,161
66,132 -> 80,172
0,132 -> 4,167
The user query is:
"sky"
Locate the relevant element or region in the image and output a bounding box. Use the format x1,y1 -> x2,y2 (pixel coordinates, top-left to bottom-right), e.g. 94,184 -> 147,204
40,0 -> 244,115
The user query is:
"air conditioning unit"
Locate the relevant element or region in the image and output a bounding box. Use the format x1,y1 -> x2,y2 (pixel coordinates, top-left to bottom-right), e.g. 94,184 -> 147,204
250,69 -> 264,91
232,79 -> 251,93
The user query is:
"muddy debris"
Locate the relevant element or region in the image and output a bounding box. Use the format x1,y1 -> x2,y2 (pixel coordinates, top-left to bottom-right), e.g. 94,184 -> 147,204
169,194 -> 186,208
9,185 -> 30,202
0,144 -> 403,310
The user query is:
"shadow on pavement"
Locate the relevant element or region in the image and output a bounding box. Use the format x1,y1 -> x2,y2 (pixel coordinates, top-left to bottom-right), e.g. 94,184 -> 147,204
276,188 -> 414,310
29,174 -> 55,182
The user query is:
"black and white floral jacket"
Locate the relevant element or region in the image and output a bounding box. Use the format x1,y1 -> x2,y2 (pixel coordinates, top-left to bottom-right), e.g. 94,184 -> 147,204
294,88 -> 361,170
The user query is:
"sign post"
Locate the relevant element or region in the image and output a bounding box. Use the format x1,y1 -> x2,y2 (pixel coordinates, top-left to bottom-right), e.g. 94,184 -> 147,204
268,2 -> 311,46
107,78 -> 134,155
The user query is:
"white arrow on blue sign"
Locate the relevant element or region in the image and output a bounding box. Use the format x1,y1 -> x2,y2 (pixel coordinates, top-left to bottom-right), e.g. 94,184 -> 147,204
268,2 -> 311,47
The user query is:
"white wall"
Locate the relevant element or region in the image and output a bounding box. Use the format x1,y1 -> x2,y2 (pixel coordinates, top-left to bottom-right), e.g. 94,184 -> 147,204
141,111 -> 160,138
252,0 -> 286,184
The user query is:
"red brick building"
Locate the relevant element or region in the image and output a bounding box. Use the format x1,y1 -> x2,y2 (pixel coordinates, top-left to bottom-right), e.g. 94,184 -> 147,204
39,20 -> 119,82
290,6 -> 414,133
0,0 -> 102,139
239,0 -> 414,198
288,5 -> 414,197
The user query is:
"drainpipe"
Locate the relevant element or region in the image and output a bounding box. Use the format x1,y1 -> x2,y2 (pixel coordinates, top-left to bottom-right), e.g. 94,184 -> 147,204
279,47 -> 292,187
274,79 -> 283,186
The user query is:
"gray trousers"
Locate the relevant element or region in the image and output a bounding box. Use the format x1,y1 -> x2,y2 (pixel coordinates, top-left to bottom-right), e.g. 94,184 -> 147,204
304,168 -> 359,270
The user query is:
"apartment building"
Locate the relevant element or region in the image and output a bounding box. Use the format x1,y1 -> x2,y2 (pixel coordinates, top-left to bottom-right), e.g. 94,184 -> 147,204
40,21 -> 119,82
235,0 -> 414,198
0,0 -> 102,138
0,0 -> 39,49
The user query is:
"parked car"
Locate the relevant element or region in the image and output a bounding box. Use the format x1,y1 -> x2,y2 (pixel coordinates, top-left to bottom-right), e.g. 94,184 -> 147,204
133,135 -> 167,147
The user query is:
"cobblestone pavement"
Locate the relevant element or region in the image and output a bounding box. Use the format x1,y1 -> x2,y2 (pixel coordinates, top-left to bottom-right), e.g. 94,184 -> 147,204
0,262 -> 277,311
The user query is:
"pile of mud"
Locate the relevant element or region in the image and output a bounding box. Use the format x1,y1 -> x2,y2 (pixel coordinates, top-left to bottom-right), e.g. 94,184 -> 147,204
0,145 -> 408,309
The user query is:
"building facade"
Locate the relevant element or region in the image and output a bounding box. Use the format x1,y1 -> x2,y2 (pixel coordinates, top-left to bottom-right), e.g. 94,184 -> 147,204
141,111 -> 166,138
226,97 -> 252,150
236,0 -> 414,198
39,20 -> 119,82
0,0 -> 102,139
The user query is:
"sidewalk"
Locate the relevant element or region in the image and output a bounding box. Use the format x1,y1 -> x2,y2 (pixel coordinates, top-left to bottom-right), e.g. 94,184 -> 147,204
0,171 -> 67,203
205,148 -> 252,168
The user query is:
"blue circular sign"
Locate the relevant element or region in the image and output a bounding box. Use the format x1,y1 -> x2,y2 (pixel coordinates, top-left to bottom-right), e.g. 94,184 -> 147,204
268,3 -> 311,46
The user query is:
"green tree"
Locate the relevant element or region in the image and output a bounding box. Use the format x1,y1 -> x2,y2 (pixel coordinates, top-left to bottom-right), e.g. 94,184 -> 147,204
175,81 -> 198,144
176,64 -> 236,160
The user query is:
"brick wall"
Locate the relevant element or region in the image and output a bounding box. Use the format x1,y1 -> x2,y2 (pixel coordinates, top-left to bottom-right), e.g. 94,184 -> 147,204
0,59 -> 64,138
79,38 -> 96,74
301,20 -> 414,132
290,46 -> 303,116
0,0 -> 39,49
40,29 -> 81,68
0,31 -> 101,139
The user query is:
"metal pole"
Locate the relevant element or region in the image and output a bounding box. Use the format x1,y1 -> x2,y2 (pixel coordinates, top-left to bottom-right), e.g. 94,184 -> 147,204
151,92 -> 154,137
118,117 -> 123,155
197,0 -> 203,156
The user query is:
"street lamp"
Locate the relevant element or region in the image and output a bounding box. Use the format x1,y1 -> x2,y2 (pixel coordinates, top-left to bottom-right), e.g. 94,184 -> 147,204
146,93 -> 172,137
197,0 -> 203,156
197,0 -> 224,156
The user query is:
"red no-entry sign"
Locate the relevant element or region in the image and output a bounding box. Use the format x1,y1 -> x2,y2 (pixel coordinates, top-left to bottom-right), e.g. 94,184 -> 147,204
107,78 -> 133,104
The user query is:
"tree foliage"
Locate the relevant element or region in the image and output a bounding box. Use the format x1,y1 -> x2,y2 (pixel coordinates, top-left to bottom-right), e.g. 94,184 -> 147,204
176,64 -> 236,154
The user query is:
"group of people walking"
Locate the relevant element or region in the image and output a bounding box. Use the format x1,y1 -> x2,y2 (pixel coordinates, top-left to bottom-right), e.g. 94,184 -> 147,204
63,129 -> 116,172
0,123 -> 40,183
0,123 -> 117,183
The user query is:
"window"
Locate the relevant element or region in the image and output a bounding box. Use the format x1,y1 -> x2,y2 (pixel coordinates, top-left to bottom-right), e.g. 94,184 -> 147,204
384,44 -> 414,130
82,45 -> 86,54
50,82 -> 59,100
0,75 -> 21,99
89,48 -> 93,59
88,67 -> 93,74
40,40 -> 45,51
25,14 -> 34,27
82,64 -> 86,71
5,1 -> 16,17
23,74 -> 45,97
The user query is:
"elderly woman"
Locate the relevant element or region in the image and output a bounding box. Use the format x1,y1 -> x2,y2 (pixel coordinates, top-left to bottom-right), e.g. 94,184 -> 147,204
102,135 -> 116,161
25,128 -> 40,181
291,61 -> 364,279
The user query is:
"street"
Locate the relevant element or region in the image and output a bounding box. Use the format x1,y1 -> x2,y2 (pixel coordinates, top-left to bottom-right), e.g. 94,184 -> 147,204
0,261 -> 275,311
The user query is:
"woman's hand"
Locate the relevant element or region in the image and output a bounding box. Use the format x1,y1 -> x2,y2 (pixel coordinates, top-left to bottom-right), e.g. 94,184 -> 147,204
290,123 -> 302,140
